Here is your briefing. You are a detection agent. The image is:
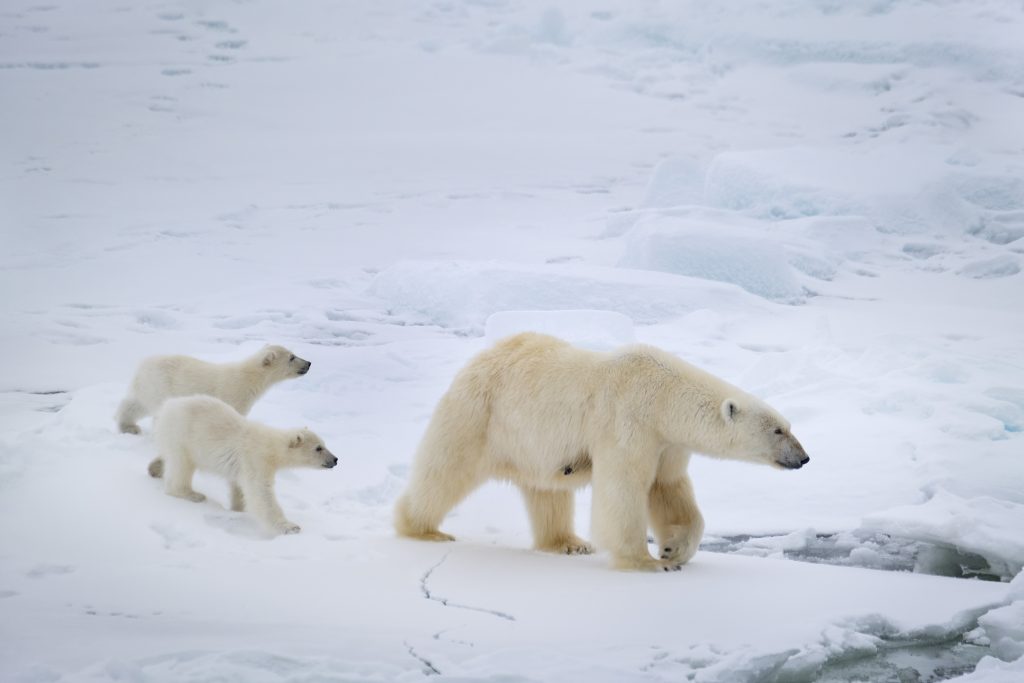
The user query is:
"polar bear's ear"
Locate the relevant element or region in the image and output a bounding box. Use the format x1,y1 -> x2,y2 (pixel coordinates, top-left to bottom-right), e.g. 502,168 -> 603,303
721,399 -> 739,422
289,432 -> 304,448
262,349 -> 278,367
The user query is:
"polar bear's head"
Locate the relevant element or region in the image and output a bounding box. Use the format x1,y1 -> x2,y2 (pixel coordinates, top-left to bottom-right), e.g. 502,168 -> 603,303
286,429 -> 339,469
719,397 -> 810,470
260,345 -> 312,379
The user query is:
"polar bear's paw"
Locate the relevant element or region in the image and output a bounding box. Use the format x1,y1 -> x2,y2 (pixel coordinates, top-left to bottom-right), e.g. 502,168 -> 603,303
658,525 -> 701,564
119,423 -> 141,435
614,555 -> 685,572
540,536 -> 594,555
278,522 -> 301,535
407,530 -> 456,542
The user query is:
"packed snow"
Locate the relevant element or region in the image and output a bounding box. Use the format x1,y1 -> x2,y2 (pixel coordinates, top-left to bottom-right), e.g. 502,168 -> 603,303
2,0 -> 1023,681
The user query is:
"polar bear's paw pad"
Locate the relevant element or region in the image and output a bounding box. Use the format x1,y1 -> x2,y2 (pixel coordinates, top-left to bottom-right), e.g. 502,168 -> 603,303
542,537 -> 595,555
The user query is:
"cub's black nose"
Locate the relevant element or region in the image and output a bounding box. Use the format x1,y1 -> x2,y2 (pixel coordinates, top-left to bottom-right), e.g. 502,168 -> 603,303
800,456 -> 810,465
325,456 -> 338,468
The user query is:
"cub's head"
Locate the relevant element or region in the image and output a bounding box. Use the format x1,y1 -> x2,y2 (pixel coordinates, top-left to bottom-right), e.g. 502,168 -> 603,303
287,429 -> 338,469
720,397 -> 809,470
261,345 -> 312,379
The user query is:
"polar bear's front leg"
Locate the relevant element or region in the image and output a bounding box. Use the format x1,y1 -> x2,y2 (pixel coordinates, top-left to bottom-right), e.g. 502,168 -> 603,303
649,448 -> 705,565
521,487 -> 594,555
591,446 -> 681,571
242,479 -> 299,535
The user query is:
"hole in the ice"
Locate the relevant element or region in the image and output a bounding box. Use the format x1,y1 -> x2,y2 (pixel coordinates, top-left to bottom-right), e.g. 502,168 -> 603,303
697,531 -> 1007,582
815,634 -> 988,683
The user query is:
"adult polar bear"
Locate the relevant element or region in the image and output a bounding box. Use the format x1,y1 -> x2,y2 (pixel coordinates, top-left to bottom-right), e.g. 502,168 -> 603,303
395,332 -> 810,571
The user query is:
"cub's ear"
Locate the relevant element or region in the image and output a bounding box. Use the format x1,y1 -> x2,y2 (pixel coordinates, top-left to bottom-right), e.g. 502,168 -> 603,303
262,349 -> 278,367
721,399 -> 738,422
289,432 -> 304,448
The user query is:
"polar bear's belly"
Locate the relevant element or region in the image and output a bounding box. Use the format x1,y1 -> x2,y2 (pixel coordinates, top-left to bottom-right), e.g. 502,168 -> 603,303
490,445 -> 593,491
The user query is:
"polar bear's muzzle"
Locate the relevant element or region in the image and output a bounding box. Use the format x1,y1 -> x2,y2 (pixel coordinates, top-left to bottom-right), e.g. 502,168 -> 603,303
297,360 -> 311,375
775,435 -> 810,470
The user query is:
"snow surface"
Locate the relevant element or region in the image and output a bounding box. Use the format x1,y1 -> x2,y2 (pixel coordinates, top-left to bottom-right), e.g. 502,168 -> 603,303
2,0 -> 1024,681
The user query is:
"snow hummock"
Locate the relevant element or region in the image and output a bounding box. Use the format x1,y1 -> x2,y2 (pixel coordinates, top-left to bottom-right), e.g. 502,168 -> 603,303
370,259 -> 759,331
864,489 -> 1024,579
619,213 -> 805,302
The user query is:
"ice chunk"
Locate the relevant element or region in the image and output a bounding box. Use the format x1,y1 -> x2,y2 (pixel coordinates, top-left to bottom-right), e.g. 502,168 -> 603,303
484,310 -> 634,350
958,255 -> 1021,280
863,489 -> 1024,578
370,259 -> 754,331
619,214 -> 804,302
642,157 -> 705,208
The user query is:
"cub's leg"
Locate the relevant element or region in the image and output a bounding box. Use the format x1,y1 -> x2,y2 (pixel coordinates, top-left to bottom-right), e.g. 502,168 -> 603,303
649,448 -> 704,565
162,447 -> 206,503
115,396 -> 145,435
521,486 -> 593,555
230,483 -> 245,512
241,479 -> 298,535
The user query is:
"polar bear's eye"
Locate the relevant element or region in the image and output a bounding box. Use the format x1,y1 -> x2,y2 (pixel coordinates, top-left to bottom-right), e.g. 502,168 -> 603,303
315,445 -> 323,452
773,427 -> 784,435
289,355 -> 296,362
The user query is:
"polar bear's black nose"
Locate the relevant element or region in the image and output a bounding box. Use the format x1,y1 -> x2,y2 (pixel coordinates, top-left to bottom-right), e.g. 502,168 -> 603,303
800,455 -> 810,465
325,455 -> 338,468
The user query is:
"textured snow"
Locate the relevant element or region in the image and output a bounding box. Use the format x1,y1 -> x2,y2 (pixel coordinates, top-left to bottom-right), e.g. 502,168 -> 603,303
2,0 -> 1024,681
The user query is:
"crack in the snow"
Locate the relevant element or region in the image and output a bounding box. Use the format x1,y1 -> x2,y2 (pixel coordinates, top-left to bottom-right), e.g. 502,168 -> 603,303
420,551 -> 517,622
405,640 -> 441,676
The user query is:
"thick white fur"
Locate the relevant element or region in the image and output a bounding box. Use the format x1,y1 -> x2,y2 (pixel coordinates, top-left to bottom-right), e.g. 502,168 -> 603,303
115,345 -> 310,435
150,395 -> 337,535
395,333 -> 809,571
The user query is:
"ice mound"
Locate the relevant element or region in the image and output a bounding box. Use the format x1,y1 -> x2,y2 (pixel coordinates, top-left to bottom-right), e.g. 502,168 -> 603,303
704,146 -> 951,225
619,214 -> 805,302
863,489 -> 1024,578
958,255 -> 1021,280
642,157 -> 705,208
484,310 -> 634,350
700,146 -> 1024,244
370,259 -> 754,331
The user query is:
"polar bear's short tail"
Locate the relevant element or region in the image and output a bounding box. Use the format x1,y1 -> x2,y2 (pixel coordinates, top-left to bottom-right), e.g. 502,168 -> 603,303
148,457 -> 164,478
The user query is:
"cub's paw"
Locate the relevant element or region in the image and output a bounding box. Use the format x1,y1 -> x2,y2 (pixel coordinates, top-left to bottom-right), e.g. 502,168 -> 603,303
278,523 -> 301,535
186,492 -> 207,503
119,424 -> 141,435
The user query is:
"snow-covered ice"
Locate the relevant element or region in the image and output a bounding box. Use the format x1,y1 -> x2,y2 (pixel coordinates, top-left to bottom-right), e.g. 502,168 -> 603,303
2,0 -> 1023,681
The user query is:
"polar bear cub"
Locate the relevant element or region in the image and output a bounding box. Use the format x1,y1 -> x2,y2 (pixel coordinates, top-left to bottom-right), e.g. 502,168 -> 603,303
150,395 -> 337,535
395,332 -> 810,571
115,345 -> 311,435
